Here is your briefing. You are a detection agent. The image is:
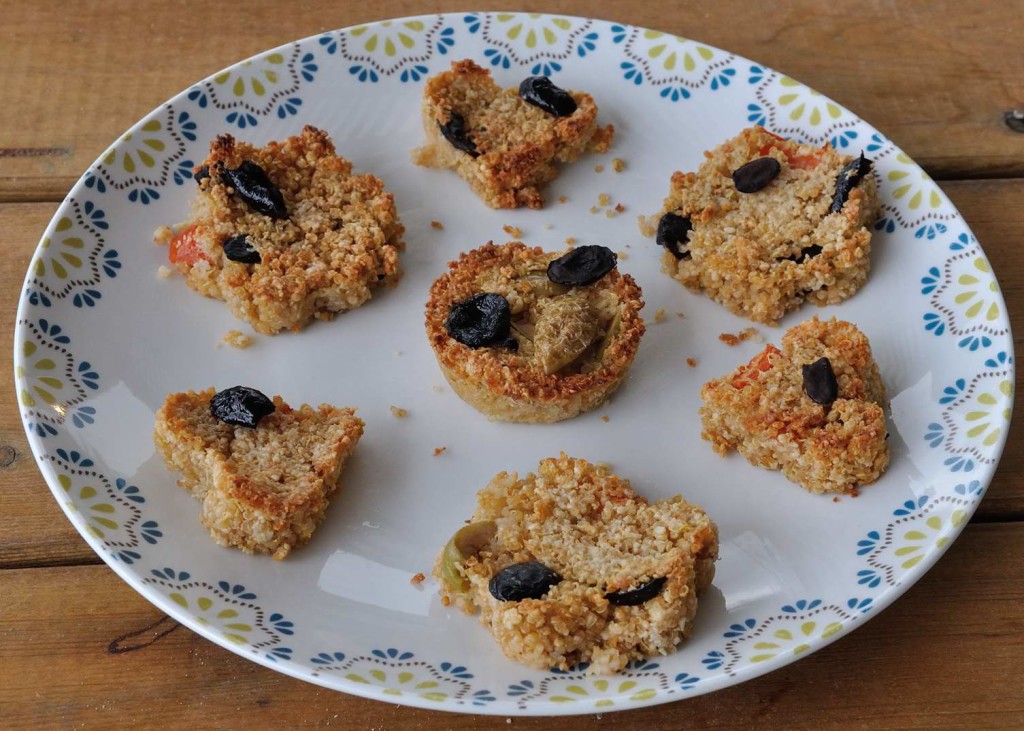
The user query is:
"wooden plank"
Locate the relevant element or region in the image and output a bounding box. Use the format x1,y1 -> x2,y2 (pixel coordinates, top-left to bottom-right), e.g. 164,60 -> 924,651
1,0 -> 1023,202
1,180 -> 1022,567
2,523 -> 1021,729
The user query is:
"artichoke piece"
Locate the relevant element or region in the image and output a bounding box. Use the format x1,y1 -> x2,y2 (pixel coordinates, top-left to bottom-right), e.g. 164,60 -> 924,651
598,311 -> 622,356
522,272 -> 570,299
439,521 -> 497,593
533,295 -> 601,375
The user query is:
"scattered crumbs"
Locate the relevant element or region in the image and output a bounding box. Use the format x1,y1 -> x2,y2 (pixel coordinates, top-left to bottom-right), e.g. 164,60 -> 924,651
686,357 -> 697,368
740,327 -> 762,343
617,250 -> 629,260
676,311 -> 686,319
433,446 -> 448,457
157,265 -> 174,279
594,164 -> 605,173
601,415 -> 609,423
432,384 -> 443,392
604,209 -> 616,219
851,489 -> 860,498
430,220 -> 444,230
614,203 -> 625,213
557,195 -> 568,204
153,225 -> 173,246
598,193 -> 612,207
589,206 -> 600,214
441,595 -> 451,607
565,237 -> 576,246
719,327 -> 760,346
389,405 -> 408,418
638,215 -> 656,237
612,157 -> 626,173
410,572 -> 426,585
654,308 -> 667,323
394,350 -> 403,356
833,496 -> 840,503
222,330 -> 254,349
543,223 -> 554,230
502,224 -> 523,238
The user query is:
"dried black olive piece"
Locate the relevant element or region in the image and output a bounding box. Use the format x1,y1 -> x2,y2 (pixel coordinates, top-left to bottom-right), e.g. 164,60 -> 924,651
606,577 -> 667,606
194,165 -> 210,184
222,160 -> 288,219
802,357 -> 839,406
210,386 -> 276,428
732,157 -> 781,193
519,76 -> 577,117
445,293 -> 513,348
489,561 -> 562,602
830,153 -> 873,213
439,113 -> 480,158
547,245 -> 617,286
783,244 -> 823,264
222,234 -> 261,264
656,213 -> 693,260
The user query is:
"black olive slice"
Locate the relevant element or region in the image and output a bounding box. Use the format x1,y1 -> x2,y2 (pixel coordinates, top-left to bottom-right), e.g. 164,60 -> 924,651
445,293 -> 513,348
210,386 -> 276,428
547,245 -> 617,286
519,76 -> 577,117
802,357 -> 839,405
489,561 -> 562,602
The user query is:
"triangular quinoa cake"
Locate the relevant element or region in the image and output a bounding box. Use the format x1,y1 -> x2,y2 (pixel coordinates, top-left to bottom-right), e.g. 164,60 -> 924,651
154,388 -> 363,559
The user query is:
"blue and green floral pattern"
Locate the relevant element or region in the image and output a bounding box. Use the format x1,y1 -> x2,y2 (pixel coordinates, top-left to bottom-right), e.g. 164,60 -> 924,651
17,319 -> 100,437
47,448 -> 161,564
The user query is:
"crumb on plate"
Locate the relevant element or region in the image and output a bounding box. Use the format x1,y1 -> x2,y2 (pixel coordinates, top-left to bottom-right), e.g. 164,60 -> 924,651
222,330 -> 254,349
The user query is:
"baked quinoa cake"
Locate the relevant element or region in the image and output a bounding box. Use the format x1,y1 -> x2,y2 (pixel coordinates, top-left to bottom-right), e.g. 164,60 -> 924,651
434,454 -> 718,673
700,317 -> 889,494
425,241 -> 645,423
154,386 -> 364,559
412,60 -> 614,209
650,126 -> 881,324
166,125 -> 404,334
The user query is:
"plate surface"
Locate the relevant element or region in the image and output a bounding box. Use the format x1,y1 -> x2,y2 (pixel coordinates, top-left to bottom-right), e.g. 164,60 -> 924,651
14,12 -> 1014,715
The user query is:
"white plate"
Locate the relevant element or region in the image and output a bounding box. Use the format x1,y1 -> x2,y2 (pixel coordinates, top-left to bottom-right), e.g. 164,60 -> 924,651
14,12 -> 1014,715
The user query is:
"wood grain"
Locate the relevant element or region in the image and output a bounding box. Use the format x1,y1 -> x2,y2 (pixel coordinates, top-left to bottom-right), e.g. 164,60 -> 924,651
3,2 -> 1023,726
2,523 -> 1021,729
1,0 -> 1023,202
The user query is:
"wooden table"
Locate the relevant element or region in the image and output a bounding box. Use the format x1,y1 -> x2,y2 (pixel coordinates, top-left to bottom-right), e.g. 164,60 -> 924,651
2,2 -> 1022,728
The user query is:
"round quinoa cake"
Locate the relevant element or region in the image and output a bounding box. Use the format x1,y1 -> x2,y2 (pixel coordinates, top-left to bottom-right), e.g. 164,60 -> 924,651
433,454 -> 718,674
165,125 -> 405,334
425,241 -> 645,423
700,317 -> 889,495
649,125 -> 881,324
412,59 -> 614,209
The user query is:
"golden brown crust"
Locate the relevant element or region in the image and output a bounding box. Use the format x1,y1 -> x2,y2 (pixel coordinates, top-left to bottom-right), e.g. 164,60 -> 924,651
175,125 -> 405,334
700,317 -> 889,494
412,60 -> 614,209
153,388 -> 364,558
649,126 -> 880,324
425,242 -> 645,422
433,454 -> 718,673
